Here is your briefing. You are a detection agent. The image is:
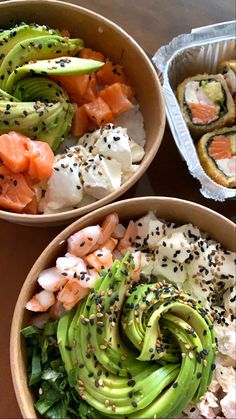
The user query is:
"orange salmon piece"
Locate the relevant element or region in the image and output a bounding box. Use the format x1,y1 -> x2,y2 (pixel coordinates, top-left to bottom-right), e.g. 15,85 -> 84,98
51,74 -> 97,105
23,194 -> 38,214
0,131 -> 29,173
84,96 -> 113,126
189,103 -> 218,124
79,48 -> 105,62
71,104 -> 90,137
0,165 -> 34,212
98,82 -> 134,117
208,135 -> 232,160
96,60 -> 127,85
26,140 -> 54,181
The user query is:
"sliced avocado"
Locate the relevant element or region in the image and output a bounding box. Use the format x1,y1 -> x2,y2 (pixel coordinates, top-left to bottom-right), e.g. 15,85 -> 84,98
0,87 -> 19,102
0,35 -> 83,92
58,254 -> 180,416
57,254 -> 216,418
0,23 -> 59,66
6,56 -> 104,92
203,80 -> 224,104
0,77 -> 73,150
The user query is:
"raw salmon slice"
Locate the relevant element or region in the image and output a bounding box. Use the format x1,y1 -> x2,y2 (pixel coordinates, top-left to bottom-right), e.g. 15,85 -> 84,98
208,135 -> 232,160
98,82 -> 134,117
0,131 -> 29,173
71,104 -> 89,137
96,60 -> 127,85
79,48 -> 105,62
189,103 -> 218,124
0,165 -> 34,212
26,140 -> 54,180
23,194 -> 38,214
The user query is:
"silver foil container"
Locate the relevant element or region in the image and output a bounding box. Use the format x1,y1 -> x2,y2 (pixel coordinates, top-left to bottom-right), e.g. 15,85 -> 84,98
153,21 -> 236,201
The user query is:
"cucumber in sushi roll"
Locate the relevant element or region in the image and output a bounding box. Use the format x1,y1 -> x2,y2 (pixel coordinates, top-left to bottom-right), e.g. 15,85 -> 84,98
197,125 -> 236,188
177,74 -> 235,136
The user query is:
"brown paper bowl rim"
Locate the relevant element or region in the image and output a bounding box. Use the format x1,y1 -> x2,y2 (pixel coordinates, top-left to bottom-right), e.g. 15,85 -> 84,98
10,196 -> 236,418
0,0 -> 166,226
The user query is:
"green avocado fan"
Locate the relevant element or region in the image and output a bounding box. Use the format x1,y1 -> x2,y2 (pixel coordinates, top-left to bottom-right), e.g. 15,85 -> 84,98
57,252 -> 216,419
0,23 -> 104,150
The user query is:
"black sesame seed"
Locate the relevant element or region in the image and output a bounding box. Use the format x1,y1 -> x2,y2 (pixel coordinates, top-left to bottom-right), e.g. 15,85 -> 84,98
65,345 -> 72,351
128,379 -> 136,387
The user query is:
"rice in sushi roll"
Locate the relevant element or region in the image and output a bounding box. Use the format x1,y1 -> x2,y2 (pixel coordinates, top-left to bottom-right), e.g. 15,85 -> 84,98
177,74 -> 235,136
197,125 -> 236,188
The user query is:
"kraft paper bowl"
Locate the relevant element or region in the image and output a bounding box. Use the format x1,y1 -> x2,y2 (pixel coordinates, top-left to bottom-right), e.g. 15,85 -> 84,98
10,196 -> 236,418
0,0 -> 165,227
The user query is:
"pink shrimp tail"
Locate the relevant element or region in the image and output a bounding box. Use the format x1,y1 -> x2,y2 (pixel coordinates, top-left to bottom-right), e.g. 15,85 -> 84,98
98,212 -> 119,244
117,220 -> 137,255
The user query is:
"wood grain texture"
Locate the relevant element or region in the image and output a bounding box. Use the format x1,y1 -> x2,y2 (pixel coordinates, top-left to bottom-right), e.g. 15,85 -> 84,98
0,0 -> 235,417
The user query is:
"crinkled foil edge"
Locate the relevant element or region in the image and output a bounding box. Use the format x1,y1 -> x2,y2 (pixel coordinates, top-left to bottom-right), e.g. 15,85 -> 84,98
153,21 -> 236,201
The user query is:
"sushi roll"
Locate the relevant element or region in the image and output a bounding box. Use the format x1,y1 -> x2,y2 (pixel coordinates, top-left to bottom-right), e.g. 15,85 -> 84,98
176,74 -> 235,136
217,60 -> 236,97
197,126 -> 236,188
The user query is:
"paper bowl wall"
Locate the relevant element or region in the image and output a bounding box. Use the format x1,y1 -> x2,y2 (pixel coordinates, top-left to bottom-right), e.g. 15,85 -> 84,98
0,0 -> 165,226
10,196 -> 236,418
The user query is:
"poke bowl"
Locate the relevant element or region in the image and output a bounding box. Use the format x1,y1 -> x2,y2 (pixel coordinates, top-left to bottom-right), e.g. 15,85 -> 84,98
0,0 -> 165,227
10,196 -> 236,419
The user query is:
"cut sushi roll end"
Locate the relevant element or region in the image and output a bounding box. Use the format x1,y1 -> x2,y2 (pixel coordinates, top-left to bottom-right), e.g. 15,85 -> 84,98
177,73 -> 235,136
197,126 -> 236,188
217,60 -> 236,97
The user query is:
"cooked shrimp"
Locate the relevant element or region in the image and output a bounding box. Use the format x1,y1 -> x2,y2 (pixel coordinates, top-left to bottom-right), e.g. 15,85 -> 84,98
56,253 -> 87,279
67,225 -> 102,258
112,223 -> 126,239
101,237 -> 118,252
26,290 -> 55,312
86,248 -> 113,272
117,220 -> 137,254
75,258 -> 87,276
37,267 -> 68,292
131,251 -> 142,282
57,278 -> 89,310
89,268 -> 99,279
79,273 -> 97,289
98,212 -> 119,244
49,300 -> 66,320
56,253 -> 80,271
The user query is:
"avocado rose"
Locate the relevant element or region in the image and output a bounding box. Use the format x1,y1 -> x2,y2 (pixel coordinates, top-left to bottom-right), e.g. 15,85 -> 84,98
57,252 -> 216,418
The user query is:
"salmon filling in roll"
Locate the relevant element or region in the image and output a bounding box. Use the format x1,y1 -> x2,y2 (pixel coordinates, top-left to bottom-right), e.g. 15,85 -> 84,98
197,126 -> 236,188
177,74 -> 235,136
185,79 -> 226,124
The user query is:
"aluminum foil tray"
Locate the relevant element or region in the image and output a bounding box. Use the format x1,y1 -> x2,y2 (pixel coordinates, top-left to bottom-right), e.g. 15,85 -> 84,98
153,21 -> 236,201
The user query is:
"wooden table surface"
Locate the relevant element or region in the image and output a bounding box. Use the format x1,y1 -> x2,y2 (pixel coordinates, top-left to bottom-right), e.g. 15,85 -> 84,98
0,0 -> 235,417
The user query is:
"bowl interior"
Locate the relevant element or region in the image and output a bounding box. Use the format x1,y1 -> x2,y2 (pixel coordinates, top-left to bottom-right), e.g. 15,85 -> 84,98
10,196 -> 236,418
0,0 -> 165,226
